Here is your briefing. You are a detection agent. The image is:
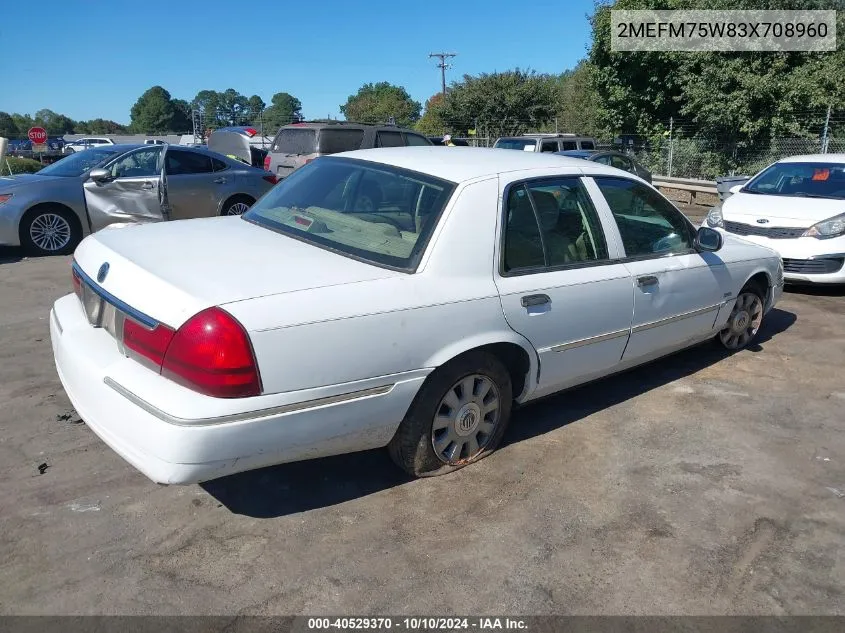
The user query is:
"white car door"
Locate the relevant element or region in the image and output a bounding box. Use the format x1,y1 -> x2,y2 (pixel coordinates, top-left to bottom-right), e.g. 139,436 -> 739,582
588,176 -> 730,362
83,145 -> 169,231
494,176 -> 634,399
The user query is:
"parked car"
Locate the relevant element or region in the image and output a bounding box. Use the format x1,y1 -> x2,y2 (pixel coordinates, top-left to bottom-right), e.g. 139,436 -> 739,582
51,147 -> 783,485
264,121 -> 433,178
494,133 -> 598,153
704,154 -> 845,284
556,149 -> 652,183
0,144 -> 276,256
63,137 -> 115,154
207,126 -> 271,169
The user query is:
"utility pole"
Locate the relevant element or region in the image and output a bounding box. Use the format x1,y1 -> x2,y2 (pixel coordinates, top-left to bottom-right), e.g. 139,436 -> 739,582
822,104 -> 832,154
429,52 -> 457,97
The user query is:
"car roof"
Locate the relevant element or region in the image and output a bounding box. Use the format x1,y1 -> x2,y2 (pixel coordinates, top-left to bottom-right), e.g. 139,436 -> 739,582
336,147 -> 611,182
280,121 -> 418,133
778,154 -> 845,164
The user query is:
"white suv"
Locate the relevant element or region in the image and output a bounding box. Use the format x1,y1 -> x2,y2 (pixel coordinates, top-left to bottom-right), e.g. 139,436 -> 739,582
63,137 -> 115,154
494,133 -> 598,153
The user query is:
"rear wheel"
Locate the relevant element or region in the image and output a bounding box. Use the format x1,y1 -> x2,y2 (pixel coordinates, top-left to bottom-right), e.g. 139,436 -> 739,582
388,351 -> 513,477
718,283 -> 765,351
20,206 -> 81,256
221,195 -> 254,216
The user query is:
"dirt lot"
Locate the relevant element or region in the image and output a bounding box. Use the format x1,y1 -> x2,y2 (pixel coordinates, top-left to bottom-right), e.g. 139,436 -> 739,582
1,233 -> 844,615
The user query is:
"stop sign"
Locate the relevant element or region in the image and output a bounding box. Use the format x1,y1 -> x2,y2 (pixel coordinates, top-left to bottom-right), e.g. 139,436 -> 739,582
28,127 -> 48,144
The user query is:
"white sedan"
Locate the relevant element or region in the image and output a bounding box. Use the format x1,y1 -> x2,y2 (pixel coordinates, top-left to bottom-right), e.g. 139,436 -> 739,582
50,147 -> 784,485
705,154 -> 845,284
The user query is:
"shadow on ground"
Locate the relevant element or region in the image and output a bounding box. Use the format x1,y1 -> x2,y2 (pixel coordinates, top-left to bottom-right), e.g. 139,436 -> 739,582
0,247 -> 23,265
203,307 -> 797,519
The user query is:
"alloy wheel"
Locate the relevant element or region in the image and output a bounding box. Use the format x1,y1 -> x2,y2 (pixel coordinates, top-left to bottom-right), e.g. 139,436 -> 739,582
226,202 -> 251,216
719,291 -> 763,350
29,213 -> 72,253
431,374 -> 501,464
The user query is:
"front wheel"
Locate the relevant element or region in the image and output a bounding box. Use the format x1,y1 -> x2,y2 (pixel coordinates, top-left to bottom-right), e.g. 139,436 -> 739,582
20,207 -> 81,256
221,195 -> 254,216
388,351 -> 513,477
718,285 -> 764,350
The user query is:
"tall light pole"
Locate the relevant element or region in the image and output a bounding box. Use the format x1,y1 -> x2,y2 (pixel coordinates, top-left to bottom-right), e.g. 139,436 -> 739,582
429,52 -> 457,97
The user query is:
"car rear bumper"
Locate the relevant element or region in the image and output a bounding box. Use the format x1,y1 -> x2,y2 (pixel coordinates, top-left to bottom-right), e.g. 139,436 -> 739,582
50,293 -> 425,485
715,229 -> 845,284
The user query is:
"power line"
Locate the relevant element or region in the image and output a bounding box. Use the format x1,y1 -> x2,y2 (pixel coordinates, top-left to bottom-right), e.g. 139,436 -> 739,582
429,52 -> 457,98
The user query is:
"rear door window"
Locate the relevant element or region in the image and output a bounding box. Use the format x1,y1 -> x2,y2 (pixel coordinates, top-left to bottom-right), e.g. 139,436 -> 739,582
166,150 -> 214,175
404,133 -> 431,146
540,140 -> 559,152
580,140 -> 595,150
272,128 -> 318,154
561,141 -> 578,150
317,129 -> 365,153
376,131 -> 404,148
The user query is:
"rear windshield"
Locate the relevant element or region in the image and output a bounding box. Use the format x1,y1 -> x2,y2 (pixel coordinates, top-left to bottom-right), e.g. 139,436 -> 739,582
272,128 -> 317,154
744,162 -> 845,199
243,157 -> 455,271
317,128 -> 365,153
495,138 -> 536,151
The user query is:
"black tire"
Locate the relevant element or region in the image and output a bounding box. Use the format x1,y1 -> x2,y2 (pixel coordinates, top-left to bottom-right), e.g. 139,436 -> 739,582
19,206 -> 82,256
220,194 -> 255,216
716,280 -> 766,351
388,351 -> 513,477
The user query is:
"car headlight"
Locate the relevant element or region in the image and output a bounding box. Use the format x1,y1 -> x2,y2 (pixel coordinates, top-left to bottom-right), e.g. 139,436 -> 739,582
0,194 -> 13,206
803,212 -> 845,239
705,205 -> 724,228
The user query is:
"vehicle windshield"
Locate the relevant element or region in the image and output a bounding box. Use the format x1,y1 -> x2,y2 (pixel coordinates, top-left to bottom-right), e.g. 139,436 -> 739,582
243,157 -> 455,271
743,162 -> 845,199
494,138 -> 537,151
272,128 -> 318,154
35,147 -> 121,177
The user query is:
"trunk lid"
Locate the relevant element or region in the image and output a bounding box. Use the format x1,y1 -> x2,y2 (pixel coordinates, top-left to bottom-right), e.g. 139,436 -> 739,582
73,216 -> 401,328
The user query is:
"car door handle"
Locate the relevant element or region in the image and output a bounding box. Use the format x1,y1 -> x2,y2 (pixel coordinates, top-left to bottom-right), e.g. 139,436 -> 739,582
521,294 -> 551,307
213,177 -> 227,184
637,275 -> 659,287
141,181 -> 154,190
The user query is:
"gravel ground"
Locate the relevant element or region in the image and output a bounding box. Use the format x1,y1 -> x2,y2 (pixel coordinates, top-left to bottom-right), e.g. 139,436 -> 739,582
0,240 -> 843,615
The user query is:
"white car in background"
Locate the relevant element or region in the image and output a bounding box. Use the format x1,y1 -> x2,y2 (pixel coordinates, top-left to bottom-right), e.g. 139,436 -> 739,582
705,154 -> 845,284
63,137 -> 115,154
50,148 -> 783,485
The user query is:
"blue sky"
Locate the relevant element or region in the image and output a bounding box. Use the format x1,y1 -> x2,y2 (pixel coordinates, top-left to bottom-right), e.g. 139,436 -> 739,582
0,0 -> 596,124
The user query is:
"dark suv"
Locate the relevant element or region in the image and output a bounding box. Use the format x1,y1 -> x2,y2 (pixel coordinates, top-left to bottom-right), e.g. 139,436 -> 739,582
264,121 -> 433,178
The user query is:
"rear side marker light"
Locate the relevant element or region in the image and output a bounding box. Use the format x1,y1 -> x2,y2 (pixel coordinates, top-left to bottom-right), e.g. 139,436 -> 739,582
263,174 -> 279,184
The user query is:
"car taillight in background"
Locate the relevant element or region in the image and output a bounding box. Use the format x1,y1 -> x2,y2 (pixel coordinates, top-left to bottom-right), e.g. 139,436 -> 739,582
72,266 -> 82,299
263,154 -> 271,171
263,174 -> 278,185
122,307 -> 261,399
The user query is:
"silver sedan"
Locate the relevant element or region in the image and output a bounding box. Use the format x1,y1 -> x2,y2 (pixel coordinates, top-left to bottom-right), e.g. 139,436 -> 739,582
0,144 -> 277,255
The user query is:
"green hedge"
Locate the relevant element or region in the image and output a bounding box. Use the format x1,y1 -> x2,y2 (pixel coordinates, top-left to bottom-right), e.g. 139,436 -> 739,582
5,156 -> 43,175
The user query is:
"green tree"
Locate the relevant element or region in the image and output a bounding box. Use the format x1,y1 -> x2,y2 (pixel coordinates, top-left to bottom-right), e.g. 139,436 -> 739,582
129,86 -> 180,133
340,82 -> 421,128
11,114 -> 34,136
440,69 -> 557,138
0,112 -> 17,138
34,109 -> 76,134
80,118 -> 128,134
246,95 -> 266,124
554,62 -> 601,137
193,89 -> 222,128
262,92 -> 303,133
217,88 -> 249,126
415,93 -> 447,136
170,99 -> 192,133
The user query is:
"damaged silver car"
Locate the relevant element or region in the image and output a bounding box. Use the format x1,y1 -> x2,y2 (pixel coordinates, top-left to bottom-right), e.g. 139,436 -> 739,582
0,144 -> 278,256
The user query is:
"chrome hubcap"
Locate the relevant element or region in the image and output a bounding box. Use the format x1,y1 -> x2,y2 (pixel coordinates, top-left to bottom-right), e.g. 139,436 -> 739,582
720,292 -> 763,350
226,202 -> 250,216
431,374 -> 500,464
30,213 -> 71,252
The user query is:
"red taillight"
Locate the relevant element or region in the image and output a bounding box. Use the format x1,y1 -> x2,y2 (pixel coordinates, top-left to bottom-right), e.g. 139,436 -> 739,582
262,174 -> 278,185
124,319 -> 175,367
71,267 -> 82,298
244,127 -> 258,137
263,154 -> 271,171
160,307 -> 261,399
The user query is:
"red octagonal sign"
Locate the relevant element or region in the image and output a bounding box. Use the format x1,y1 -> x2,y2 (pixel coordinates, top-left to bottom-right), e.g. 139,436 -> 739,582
28,127 -> 48,144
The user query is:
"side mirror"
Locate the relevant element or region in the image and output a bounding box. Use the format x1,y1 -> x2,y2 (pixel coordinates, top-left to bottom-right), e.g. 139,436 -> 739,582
89,168 -> 112,183
729,184 -> 744,194
695,226 -> 723,252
